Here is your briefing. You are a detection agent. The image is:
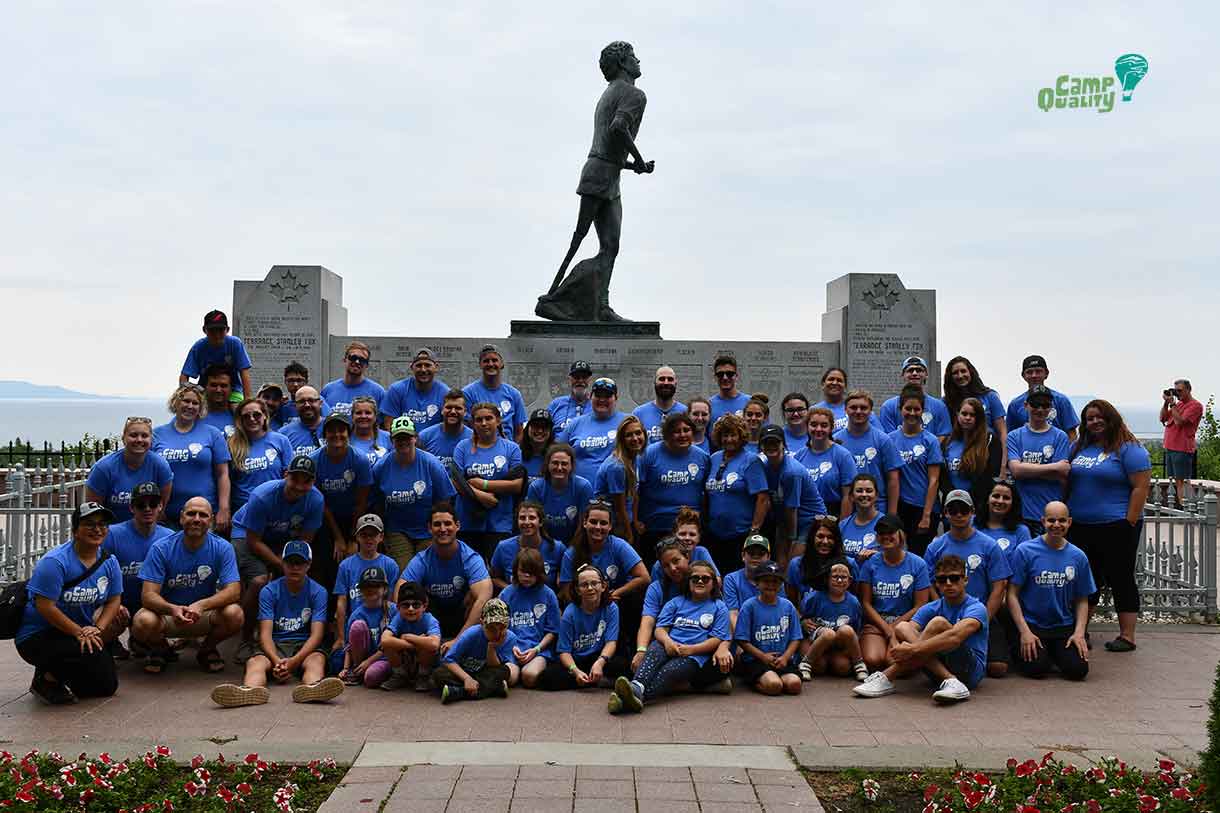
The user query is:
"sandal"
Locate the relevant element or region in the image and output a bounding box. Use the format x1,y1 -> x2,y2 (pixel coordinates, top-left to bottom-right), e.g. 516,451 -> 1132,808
196,649 -> 225,673
1104,637 -> 1137,652
143,653 -> 167,675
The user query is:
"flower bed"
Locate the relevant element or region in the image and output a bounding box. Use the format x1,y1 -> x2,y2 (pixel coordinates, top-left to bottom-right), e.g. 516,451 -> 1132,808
0,746 -> 343,812
806,753 -> 1206,813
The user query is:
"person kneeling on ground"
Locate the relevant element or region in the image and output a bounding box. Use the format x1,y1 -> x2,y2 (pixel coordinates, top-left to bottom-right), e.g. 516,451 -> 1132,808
797,561 -> 868,682
210,541 -> 344,707
435,597 -> 515,703
853,554 -> 987,704
377,581 -> 442,692
609,560 -> 731,714
132,497 -> 243,675
733,561 -> 803,696
1007,501 -> 1093,681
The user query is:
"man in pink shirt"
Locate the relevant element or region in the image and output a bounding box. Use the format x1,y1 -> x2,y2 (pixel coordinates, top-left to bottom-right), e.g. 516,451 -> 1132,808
1160,379 -> 1203,507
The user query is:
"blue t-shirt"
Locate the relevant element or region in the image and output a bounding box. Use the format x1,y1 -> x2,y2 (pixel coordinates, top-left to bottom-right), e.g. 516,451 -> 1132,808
279,418 -> 326,457
734,596 -> 803,662
1067,442 -> 1151,524
878,395 -> 952,436
333,552 -> 401,603
442,624 -> 518,672
320,377 -> 386,417
705,451 -> 768,538
257,576 -> 328,643
638,443 -> 710,529
1006,388 -> 1080,434
923,528 -> 1012,602
499,583 -> 561,652
649,546 -> 717,584
278,398 -> 332,426
402,541 -> 490,610
16,543 -> 123,645
200,410 -> 236,440
350,430 -> 392,467
452,437 -> 523,533
813,400 -> 850,433
642,578 -> 683,619
594,455 -> 639,520
793,443 -> 857,510
975,521 -> 1034,568
522,453 -> 546,486
800,590 -> 862,631
832,425 -> 901,512
633,401 -> 688,444
137,531 -> 240,606
721,568 -> 760,611
761,455 -> 827,535
230,431 -> 296,509
153,421 -> 231,517
418,424 -> 473,469
526,475 -> 595,543
85,450 -> 174,523
1009,539 -> 1097,630
969,390 -> 1007,429
490,537 -> 567,588
859,551 -> 931,618
462,380 -> 528,439
310,445 -> 373,519
1007,425 -> 1072,521
345,601 -> 390,645
657,595 -> 731,666
382,378 -> 450,432
943,437 -> 981,493
839,512 -> 882,558
388,610 -> 442,640
912,595 -> 988,687
559,536 -> 642,589
230,479 -> 325,547
181,335 -> 252,393
548,394 -> 591,434
782,426 -> 808,452
102,520 -> 174,611
559,412 -> 628,483
709,393 -> 751,430
786,554 -> 858,593
888,428 -> 945,510
559,602 -> 620,658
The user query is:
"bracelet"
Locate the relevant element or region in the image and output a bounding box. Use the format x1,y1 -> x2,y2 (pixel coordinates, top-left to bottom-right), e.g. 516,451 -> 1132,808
567,663 -> 578,674
483,479 -> 490,490
636,645 -> 647,653
597,655 -> 607,662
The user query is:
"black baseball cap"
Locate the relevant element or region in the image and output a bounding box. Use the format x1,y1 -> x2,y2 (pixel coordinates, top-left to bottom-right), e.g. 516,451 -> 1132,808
286,454 -> 317,477
570,360 -> 593,376
203,310 -> 229,329
752,561 -> 785,582
875,513 -> 905,534
132,482 -> 161,502
322,412 -> 353,431
592,377 -> 617,395
257,383 -> 284,400
528,408 -> 554,426
1022,355 -> 1048,372
1027,384 -> 1054,405
758,425 -> 785,445
358,566 -> 389,588
479,344 -> 502,360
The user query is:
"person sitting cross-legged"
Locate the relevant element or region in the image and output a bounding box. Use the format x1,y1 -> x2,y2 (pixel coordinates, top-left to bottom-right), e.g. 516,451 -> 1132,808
210,541 -> 344,707
853,553 -> 988,704
130,497 -> 243,675
376,581 -> 442,692
435,598 -> 516,703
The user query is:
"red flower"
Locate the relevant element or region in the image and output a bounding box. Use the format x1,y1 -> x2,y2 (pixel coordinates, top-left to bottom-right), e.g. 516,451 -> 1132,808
1008,758 -> 1019,770
1061,805 -> 1078,813
1085,800 -> 1101,813
1157,771 -> 1175,785
144,753 -> 158,770
195,767 -> 211,783
973,772 -> 991,786
1017,806 -> 1041,813
1016,760 -> 1038,778
216,786 -> 235,803
190,755 -> 204,770
1158,759 -> 1175,772
1170,787 -> 1193,800
1109,789 -> 1124,798
184,781 -> 205,798
1086,768 -> 1106,783
1137,795 -> 1159,812
1040,752 -> 1054,767
924,784 -> 940,802
155,745 -> 171,757
79,789 -> 95,803
243,754 -> 260,765
99,752 -> 114,765
962,789 -> 985,810
163,800 -> 174,811
13,792 -> 33,804
236,782 -> 252,795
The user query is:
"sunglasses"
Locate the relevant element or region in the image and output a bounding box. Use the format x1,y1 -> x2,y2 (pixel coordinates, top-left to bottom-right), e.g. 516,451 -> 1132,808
126,416 -> 152,424
783,406 -> 808,414
945,505 -> 972,516
814,514 -> 838,522
714,371 -> 737,379
132,500 -> 160,511
688,574 -> 713,584
347,355 -> 370,366
399,601 -> 424,609
935,574 -> 964,584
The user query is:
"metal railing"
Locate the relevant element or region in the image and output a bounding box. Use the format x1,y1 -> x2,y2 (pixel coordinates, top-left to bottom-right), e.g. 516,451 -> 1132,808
1130,479 -> 1218,616
0,464 -> 90,582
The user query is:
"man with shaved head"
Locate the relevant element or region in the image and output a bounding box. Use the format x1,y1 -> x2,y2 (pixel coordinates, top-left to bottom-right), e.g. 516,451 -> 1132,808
130,497 -> 244,675
280,385 -> 327,456
632,366 -> 686,444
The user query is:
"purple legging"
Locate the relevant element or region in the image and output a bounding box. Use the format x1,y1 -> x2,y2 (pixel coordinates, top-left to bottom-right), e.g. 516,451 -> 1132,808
347,620 -> 389,688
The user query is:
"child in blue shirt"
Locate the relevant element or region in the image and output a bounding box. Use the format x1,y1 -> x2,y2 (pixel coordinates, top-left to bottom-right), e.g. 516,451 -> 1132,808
437,598 -> 516,703
733,561 -> 803,696
335,566 -> 390,687
498,548 -> 561,689
376,581 -> 442,692
797,561 -> 867,682
538,563 -> 627,691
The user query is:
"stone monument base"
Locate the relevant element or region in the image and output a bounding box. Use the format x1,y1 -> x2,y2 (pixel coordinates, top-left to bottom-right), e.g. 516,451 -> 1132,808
510,320 -> 661,338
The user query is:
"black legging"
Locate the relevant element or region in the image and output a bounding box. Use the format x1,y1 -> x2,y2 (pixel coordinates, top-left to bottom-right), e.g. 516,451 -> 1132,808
1010,624 -> 1089,681
537,651 -> 629,690
1069,520 -> 1141,613
17,628 -> 118,698
704,531 -> 746,577
896,501 -> 939,557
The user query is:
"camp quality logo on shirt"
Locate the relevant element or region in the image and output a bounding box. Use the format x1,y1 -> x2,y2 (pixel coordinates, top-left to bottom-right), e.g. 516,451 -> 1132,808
995,536 -> 1012,551
573,619 -> 607,652
166,564 -> 214,590
575,434 -> 612,451
605,564 -> 619,582
387,486 -> 425,505
120,560 -> 142,577
754,621 -> 785,644
660,468 -> 693,485
500,400 -> 512,415
874,573 -> 915,599
511,609 -> 538,628
966,554 -> 983,574
853,447 -> 877,469
276,607 -> 311,633
1034,566 -> 1075,588
1036,54 -> 1148,112
1072,452 -> 1109,469
900,445 -> 926,464
468,461 -> 501,478
113,490 -> 133,507
948,456 -> 961,472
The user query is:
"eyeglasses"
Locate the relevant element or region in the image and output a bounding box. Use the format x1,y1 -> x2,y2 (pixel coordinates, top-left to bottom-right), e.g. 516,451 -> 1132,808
714,371 -> 737,379
241,411 -> 266,420
577,580 -> 603,590
347,355 -> 370,366
783,407 -> 807,414
296,397 -> 321,404
399,601 -> 423,609
688,574 -> 713,584
934,574 -> 964,584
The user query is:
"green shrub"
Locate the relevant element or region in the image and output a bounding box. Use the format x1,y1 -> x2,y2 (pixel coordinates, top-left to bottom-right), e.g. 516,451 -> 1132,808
1201,656 -> 1220,811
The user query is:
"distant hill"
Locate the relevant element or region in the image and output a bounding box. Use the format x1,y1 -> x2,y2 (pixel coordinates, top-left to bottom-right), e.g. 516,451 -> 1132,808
0,380 -> 136,400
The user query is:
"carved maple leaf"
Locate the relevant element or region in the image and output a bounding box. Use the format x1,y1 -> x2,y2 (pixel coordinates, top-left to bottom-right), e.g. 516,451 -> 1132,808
269,270 -> 309,305
862,279 -> 900,312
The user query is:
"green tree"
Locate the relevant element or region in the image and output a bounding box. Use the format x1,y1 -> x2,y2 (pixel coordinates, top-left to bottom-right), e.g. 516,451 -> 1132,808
1196,396 -> 1220,481
1202,656 -> 1220,810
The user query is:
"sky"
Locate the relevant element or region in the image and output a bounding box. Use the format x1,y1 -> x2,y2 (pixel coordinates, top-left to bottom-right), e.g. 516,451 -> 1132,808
2,3 -> 1215,407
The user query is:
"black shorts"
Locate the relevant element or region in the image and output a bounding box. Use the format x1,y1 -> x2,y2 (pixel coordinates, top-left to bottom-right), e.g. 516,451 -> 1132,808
736,658 -> 801,685
924,646 -> 981,689
987,615 -> 1011,665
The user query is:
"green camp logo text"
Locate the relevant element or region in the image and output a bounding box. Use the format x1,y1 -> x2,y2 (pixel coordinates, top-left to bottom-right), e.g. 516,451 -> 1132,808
1036,54 -> 1148,113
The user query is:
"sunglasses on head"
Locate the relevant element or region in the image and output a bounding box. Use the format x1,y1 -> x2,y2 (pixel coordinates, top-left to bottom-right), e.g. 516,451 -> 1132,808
347,354 -> 370,366
126,416 -> 152,424
935,573 -> 964,584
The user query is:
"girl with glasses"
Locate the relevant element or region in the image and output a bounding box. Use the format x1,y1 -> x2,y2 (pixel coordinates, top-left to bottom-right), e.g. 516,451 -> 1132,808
797,561 -> 867,682
538,564 -> 628,691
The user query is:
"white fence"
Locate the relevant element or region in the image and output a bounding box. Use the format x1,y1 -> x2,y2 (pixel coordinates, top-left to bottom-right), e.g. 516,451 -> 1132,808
0,464 -> 90,582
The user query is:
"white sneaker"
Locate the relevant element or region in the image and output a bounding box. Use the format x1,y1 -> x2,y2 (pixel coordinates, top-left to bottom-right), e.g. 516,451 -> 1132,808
852,672 -> 895,697
798,661 -> 813,682
932,677 -> 970,703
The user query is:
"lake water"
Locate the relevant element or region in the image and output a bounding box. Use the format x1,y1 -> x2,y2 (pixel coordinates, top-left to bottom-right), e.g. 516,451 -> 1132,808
0,397 -> 1168,446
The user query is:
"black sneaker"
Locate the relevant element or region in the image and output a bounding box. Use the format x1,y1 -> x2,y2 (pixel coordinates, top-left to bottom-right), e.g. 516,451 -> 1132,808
107,638 -> 130,660
30,675 -> 76,706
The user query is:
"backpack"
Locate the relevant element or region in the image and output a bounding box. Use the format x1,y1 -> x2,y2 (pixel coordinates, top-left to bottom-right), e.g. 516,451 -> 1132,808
0,553 -> 111,640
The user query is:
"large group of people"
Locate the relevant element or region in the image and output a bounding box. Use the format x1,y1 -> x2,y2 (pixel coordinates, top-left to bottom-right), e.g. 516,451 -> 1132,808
12,309 -> 1166,713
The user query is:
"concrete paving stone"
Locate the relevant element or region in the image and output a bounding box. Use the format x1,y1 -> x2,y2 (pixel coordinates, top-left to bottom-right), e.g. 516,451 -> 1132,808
874,730 -> 930,746
391,780 -> 458,800
578,765 -> 635,780
573,800 -> 635,813
451,778 -> 517,799
460,765 -> 521,779
695,782 -> 759,803
633,766 -> 692,782
575,778 -> 636,798
754,784 -> 821,806
517,764 -> 576,783
446,799 -> 509,813
511,779 -> 577,799
642,803 -> 700,813
407,765 -> 464,781
509,800 -> 572,813
747,769 -> 808,786
315,781 -> 396,811
691,766 -> 752,783
698,803 -> 765,813
634,780 -> 696,801
342,766 -> 406,783
380,801 -> 448,813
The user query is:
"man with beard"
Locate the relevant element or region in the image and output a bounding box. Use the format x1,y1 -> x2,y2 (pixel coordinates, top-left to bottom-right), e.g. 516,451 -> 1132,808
321,341 -> 386,417
419,391 -> 474,469
199,364 -> 237,438
632,366 -> 686,444
280,386 -> 327,457
383,347 -> 451,433
548,360 -> 594,433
